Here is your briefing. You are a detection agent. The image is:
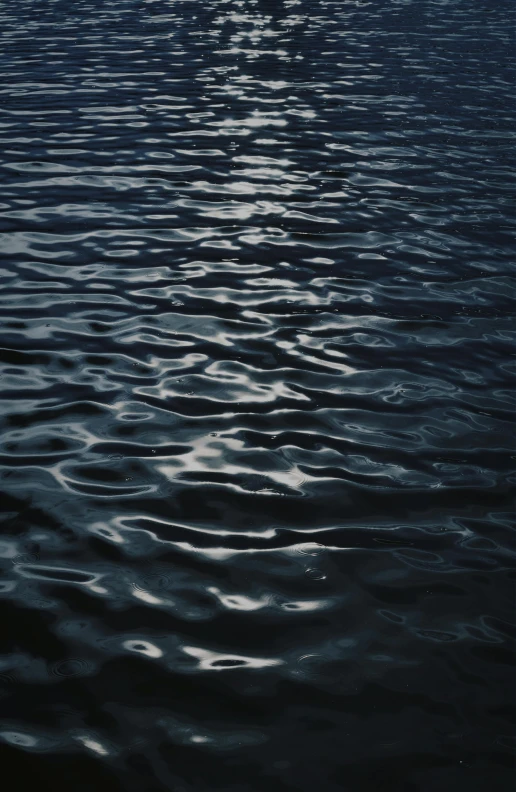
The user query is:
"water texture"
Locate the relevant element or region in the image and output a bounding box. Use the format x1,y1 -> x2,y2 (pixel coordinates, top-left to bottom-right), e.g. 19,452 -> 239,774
0,0 -> 514,790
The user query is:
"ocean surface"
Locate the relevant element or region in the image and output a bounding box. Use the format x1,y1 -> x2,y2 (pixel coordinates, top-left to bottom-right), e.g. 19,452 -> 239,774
0,1 -> 514,790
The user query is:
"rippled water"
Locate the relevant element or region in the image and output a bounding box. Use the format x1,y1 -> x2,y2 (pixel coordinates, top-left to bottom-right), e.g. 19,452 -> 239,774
0,0 -> 515,789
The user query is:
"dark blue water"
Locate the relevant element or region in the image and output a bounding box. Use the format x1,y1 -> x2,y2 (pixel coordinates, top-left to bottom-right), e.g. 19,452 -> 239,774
0,1 -> 515,790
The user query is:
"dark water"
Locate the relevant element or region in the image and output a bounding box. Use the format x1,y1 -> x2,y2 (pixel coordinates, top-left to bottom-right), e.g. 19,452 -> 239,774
0,0 -> 515,790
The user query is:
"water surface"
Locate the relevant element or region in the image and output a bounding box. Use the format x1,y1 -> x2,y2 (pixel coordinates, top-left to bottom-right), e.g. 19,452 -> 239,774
0,1 -> 515,790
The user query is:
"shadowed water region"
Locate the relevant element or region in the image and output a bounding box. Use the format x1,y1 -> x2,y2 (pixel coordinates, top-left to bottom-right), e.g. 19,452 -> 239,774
0,0 -> 515,790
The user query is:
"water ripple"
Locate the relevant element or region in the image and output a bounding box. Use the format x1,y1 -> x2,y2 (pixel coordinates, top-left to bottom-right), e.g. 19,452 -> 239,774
0,1 -> 514,790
